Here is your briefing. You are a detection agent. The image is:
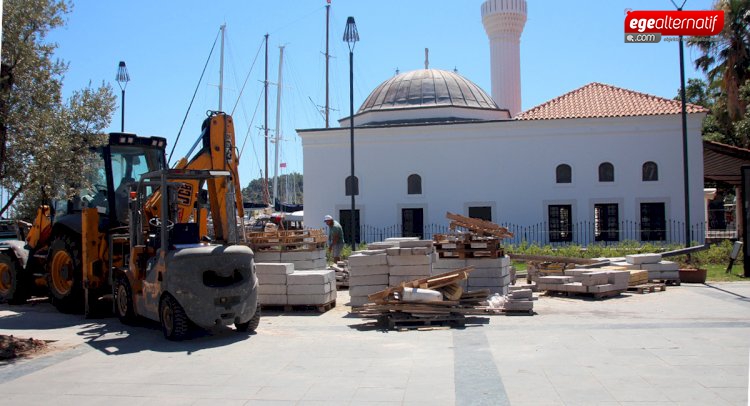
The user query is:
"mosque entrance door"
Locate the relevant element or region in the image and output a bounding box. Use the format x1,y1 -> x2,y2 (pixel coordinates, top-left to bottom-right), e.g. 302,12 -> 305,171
402,208 -> 424,239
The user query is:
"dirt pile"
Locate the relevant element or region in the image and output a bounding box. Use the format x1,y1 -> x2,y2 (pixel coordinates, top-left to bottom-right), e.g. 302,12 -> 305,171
0,334 -> 47,360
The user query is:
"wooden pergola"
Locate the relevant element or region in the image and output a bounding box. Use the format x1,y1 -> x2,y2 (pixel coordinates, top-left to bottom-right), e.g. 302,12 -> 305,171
703,140 -> 750,240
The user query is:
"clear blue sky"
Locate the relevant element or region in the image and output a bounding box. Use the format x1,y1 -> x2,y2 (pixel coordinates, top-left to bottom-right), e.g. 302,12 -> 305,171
48,0 -> 715,185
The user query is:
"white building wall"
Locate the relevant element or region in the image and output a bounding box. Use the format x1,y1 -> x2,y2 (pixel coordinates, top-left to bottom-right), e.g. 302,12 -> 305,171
299,113 -> 705,244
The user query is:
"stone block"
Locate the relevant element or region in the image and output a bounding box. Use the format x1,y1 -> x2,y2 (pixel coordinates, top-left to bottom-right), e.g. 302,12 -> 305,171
398,239 -> 433,248
287,293 -> 334,305
279,250 -> 322,261
509,284 -> 534,291
258,284 -> 287,295
466,257 -> 505,268
587,283 -> 620,293
412,246 -> 431,255
432,257 -> 467,270
389,265 -> 431,276
467,285 -> 505,295
467,276 -> 504,287
291,258 -> 328,270
349,265 -> 389,276
578,271 -> 610,286
349,295 -> 370,307
386,247 -> 401,256
256,262 -> 294,275
349,274 -> 389,286
389,275 -> 425,286
348,253 -> 387,266
606,270 -> 631,289
387,254 -> 431,266
648,270 -> 680,280
354,249 -> 387,256
287,284 -> 332,295
367,242 -> 397,250
288,269 -> 335,285
626,253 -> 662,265
349,284 -> 387,297
470,267 -> 509,278
257,273 -> 287,285
510,289 -> 533,299
254,251 -> 282,262
640,261 -> 679,271
259,294 -> 287,305
503,300 -> 533,311
609,261 -> 641,270
385,237 -> 418,243
538,276 -> 574,284
562,282 -> 588,293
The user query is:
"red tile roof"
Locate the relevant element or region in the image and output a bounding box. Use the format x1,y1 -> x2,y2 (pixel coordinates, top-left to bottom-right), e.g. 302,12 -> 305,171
516,82 -> 708,121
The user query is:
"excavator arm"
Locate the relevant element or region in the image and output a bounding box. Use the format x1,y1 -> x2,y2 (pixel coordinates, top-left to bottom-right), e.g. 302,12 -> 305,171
144,112 -> 244,243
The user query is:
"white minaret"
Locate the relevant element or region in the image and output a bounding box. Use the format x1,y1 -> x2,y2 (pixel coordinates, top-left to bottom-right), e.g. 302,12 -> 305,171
481,0 -> 527,117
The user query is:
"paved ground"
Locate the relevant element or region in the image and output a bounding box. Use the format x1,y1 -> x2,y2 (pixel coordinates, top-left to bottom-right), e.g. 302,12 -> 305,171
0,282 -> 748,405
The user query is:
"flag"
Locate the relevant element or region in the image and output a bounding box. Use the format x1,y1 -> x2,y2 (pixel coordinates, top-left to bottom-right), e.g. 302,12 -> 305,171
280,162 -> 287,168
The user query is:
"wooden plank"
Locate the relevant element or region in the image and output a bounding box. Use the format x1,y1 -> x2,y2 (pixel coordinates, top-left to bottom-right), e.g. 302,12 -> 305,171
509,254 -> 598,264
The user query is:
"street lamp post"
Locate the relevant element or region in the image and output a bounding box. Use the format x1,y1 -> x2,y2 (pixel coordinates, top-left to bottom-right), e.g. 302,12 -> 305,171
116,61 -> 130,132
344,17 -> 359,251
671,0 -> 691,247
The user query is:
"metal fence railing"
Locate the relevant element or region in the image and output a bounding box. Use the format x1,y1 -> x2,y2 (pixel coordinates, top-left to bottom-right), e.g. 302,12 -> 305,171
352,220 -> 715,247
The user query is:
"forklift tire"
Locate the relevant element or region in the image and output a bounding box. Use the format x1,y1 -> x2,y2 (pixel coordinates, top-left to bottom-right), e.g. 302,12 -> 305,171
160,294 -> 189,341
114,276 -> 137,325
235,300 -> 261,333
47,235 -> 83,313
0,254 -> 29,304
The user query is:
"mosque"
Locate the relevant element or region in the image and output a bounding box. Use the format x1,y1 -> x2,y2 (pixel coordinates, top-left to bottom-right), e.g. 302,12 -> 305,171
297,0 -> 706,245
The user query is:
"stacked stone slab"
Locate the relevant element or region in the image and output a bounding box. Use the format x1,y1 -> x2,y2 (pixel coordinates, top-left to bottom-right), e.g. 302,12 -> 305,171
253,249 -> 327,271
287,269 -> 336,305
348,251 -> 389,307
387,240 -> 434,287
536,268 -> 630,295
256,263 -> 294,305
432,255 -> 511,295
610,253 -> 680,282
504,287 -> 535,312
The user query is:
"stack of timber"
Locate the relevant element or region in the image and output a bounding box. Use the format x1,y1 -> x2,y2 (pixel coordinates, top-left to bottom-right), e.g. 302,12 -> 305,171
446,212 -> 514,240
352,266 -> 535,330
434,233 -> 503,259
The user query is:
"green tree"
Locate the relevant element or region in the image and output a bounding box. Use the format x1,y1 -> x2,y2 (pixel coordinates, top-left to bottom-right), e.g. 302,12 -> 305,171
0,0 -> 115,219
690,0 -> 750,122
241,173 -> 303,206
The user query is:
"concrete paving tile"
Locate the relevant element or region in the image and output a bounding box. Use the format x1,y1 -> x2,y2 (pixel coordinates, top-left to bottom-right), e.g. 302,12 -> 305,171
297,401 -> 350,406
352,386 -> 405,402
662,386 -> 733,404
254,384 -> 313,401
595,375 -> 670,402
715,386 -> 749,405
402,382 -> 455,403
359,373 -> 410,388
303,382 -> 357,402
243,400 -> 296,406
192,399 -> 247,406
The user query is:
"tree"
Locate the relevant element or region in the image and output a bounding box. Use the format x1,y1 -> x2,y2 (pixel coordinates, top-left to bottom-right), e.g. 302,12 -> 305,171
241,173 -> 303,206
0,0 -> 115,219
690,0 -> 750,122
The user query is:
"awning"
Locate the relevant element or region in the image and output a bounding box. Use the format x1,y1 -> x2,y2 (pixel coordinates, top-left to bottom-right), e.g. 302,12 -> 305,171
703,140 -> 750,186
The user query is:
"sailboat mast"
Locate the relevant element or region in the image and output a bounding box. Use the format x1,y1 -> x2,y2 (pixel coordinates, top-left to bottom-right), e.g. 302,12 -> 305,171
264,34 -> 270,206
272,45 -> 285,205
219,24 -> 226,111
325,4 -> 330,128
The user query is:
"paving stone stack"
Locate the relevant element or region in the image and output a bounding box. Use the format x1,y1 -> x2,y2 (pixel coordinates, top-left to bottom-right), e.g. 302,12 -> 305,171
433,255 -> 512,295
536,268 -> 630,296
287,269 -> 336,305
610,253 -> 680,283
504,287 -> 535,312
347,251 -> 389,307
254,249 -> 327,271
387,240 -> 434,287
256,263 -> 294,305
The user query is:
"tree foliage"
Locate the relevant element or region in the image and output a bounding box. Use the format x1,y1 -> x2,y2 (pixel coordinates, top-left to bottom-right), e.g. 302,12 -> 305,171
0,0 -> 115,219
241,173 -> 303,205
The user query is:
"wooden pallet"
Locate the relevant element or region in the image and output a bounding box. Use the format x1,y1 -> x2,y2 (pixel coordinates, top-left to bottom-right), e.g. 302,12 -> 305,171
261,299 -> 336,313
627,283 -> 666,294
437,249 -> 502,259
380,312 -> 466,331
650,279 -> 681,286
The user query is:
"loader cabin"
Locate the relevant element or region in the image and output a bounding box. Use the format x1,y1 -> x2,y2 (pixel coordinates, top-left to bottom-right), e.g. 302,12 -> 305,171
54,133 -> 167,228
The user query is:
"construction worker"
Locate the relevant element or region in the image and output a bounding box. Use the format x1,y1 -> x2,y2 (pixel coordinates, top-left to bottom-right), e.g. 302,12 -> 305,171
324,214 -> 345,263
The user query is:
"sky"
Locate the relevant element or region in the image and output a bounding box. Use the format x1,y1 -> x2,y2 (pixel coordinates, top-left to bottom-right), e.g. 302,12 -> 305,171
47,0 -> 717,186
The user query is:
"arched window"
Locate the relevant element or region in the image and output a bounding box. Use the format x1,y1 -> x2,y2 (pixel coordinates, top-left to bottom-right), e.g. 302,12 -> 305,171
407,174 -> 422,194
642,161 -> 658,181
598,162 -> 614,182
345,175 -> 359,196
556,164 -> 571,184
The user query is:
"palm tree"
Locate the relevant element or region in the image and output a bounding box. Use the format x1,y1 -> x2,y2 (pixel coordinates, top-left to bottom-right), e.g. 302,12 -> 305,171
690,0 -> 750,121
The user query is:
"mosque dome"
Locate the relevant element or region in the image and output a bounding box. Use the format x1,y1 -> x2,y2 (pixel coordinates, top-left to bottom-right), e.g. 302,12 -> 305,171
342,69 -> 509,127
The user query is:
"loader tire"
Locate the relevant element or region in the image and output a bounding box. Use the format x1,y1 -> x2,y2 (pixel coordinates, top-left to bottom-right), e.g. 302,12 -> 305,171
235,300 -> 260,333
47,234 -> 84,313
114,276 -> 137,325
160,294 -> 189,341
0,254 -> 29,304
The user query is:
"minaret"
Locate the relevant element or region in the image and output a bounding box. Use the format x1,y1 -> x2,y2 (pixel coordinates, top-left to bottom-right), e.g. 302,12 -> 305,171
481,0 -> 527,117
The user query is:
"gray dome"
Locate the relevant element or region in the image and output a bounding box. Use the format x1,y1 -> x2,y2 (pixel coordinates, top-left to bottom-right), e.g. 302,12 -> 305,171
358,69 -> 499,114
